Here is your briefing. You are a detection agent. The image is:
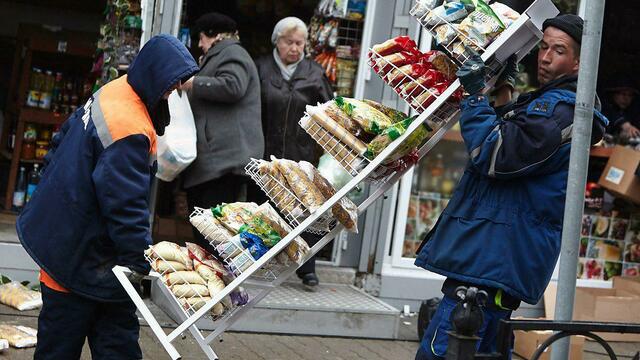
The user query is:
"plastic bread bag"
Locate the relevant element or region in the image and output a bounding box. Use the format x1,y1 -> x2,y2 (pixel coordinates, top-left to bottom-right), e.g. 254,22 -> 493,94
0,324 -> 37,348
273,158 -> 326,213
145,242 -> 193,269
257,161 -> 305,218
151,259 -> 188,273
458,0 -> 505,49
298,161 -> 358,233
252,202 -> 311,264
370,36 -> 418,57
371,51 -> 418,78
207,276 -> 233,310
490,2 -> 519,28
383,63 -> 427,89
306,104 -> 368,156
163,271 -> 207,286
299,114 -> 362,169
178,296 -> 225,318
434,23 -> 459,45
323,101 -> 364,137
413,0 -> 444,18
171,283 -> 209,298
411,82 -> 450,112
423,1 -> 469,26
362,99 -> 408,124
399,69 -> 447,100
211,202 -> 259,233
0,282 -> 42,311
197,258 -> 228,278
189,211 -> 235,245
216,234 -> 245,260
365,120 -> 410,160
421,51 -> 458,80
334,97 -> 393,135
186,242 -> 213,263
0,338 -> 7,352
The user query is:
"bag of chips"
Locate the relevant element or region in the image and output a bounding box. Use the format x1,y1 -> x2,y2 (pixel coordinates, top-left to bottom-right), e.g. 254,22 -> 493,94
212,202 -> 259,233
458,0 -> 505,48
423,1 -> 469,26
413,0 -> 444,18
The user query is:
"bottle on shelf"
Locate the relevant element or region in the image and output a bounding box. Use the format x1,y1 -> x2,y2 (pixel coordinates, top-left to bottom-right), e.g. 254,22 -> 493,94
26,68 -> 42,108
12,166 -> 27,211
39,70 -> 55,110
25,164 -> 40,203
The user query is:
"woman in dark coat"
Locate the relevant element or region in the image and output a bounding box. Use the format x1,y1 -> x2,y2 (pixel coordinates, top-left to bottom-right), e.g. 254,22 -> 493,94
181,13 -> 264,251
254,17 -> 333,288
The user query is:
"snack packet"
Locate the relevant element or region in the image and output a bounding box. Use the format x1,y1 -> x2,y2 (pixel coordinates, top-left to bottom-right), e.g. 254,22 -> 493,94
489,2 -> 519,28
421,51 -> 458,80
370,36 -> 418,56
324,101 -> 363,137
334,97 -> 393,134
212,202 -> 259,233
423,1 -> 469,26
413,0 -> 444,18
0,282 -> 42,311
216,234 -> 245,259
239,232 -> 270,260
434,23 -> 459,45
458,0 -> 505,48
362,99 -> 408,123
399,69 -> 447,99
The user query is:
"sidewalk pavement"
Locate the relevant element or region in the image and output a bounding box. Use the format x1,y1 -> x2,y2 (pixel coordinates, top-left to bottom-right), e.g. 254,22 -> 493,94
2,304 -> 639,359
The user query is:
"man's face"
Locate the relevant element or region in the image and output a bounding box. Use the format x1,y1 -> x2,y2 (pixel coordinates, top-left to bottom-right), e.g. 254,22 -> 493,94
537,27 -> 580,85
613,89 -> 635,110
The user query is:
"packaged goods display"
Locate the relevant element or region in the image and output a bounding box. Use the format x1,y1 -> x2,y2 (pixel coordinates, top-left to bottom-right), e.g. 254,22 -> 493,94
410,0 -> 520,64
0,282 -> 42,311
246,157 -> 358,234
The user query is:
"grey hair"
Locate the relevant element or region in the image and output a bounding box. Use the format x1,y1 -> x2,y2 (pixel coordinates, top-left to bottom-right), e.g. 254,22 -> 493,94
271,17 -> 308,45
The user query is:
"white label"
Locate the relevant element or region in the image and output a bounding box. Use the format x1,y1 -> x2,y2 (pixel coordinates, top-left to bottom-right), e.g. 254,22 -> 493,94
605,166 -> 625,185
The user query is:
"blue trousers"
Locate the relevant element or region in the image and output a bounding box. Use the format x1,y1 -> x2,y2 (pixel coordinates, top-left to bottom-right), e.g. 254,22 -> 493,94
416,295 -> 512,360
34,284 -> 142,360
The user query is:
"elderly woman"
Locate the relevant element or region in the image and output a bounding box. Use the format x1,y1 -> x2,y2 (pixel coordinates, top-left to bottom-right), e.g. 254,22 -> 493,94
254,17 -> 333,288
181,13 -> 264,251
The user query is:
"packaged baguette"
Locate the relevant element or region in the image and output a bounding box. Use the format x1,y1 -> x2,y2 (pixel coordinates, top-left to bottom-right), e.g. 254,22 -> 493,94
212,202 -> 259,233
399,69 -> 447,100
253,202 -> 311,264
300,114 -> 361,169
298,161 -> 359,233
151,259 -> 188,273
257,160 -> 305,218
323,101 -> 363,137
371,51 -> 417,77
164,271 -> 207,286
306,104 -> 367,155
334,97 -> 393,135
273,158 -> 326,213
362,99 -> 408,124
189,211 -> 235,245
145,242 -> 193,269
171,283 -> 209,298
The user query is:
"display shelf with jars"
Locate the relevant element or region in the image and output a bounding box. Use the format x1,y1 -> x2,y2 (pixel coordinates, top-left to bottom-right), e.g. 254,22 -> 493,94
1,24 -> 96,212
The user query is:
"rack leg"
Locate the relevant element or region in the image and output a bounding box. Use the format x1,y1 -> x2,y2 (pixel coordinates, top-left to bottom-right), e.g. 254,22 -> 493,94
113,266 -> 182,360
189,324 -> 218,360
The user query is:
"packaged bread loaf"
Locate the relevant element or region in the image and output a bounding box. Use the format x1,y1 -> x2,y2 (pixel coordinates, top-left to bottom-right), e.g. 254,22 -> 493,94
208,276 -> 233,310
324,101 -> 363,137
0,282 -> 42,311
298,161 -> 359,233
300,114 -> 361,170
307,104 -> 368,155
189,211 -> 234,245
253,202 -> 311,263
178,296 -> 224,317
273,158 -> 326,213
421,51 -> 458,80
151,259 -> 188,273
0,325 -> 37,348
257,160 -> 305,218
171,284 -> 209,298
163,271 -> 207,286
145,242 -> 193,269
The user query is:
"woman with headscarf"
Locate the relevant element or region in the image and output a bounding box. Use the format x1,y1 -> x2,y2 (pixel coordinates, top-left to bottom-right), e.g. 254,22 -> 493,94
181,13 -> 264,251
254,17 -> 333,288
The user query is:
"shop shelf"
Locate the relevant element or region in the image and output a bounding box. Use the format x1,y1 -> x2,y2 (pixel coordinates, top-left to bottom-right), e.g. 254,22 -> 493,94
19,107 -> 66,125
590,146 -> 614,158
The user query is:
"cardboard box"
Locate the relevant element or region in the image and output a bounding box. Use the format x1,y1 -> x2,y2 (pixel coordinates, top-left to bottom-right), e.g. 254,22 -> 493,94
544,283 -> 640,341
613,276 -> 640,295
598,146 -> 640,204
514,327 -> 584,360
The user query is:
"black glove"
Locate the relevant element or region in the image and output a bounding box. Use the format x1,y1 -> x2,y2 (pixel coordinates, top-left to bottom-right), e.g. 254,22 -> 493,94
126,270 -> 146,295
151,99 -> 171,136
496,55 -> 519,90
456,54 -> 486,95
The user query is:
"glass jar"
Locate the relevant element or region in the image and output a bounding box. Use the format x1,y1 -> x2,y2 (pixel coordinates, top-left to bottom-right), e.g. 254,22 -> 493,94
22,142 -> 35,160
35,141 -> 49,160
39,127 -> 52,142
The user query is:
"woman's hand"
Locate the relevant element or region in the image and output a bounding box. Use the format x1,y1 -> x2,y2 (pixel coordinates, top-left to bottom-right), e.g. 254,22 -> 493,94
621,122 -> 640,138
181,77 -> 194,92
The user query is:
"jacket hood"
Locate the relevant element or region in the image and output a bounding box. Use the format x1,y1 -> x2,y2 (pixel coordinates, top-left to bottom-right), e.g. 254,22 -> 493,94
127,34 -> 199,113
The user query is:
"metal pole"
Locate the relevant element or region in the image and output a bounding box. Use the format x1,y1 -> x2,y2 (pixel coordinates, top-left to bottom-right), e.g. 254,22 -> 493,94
551,2 -> 606,359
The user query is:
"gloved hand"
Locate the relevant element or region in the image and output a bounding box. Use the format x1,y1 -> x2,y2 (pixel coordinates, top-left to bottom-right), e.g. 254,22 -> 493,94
496,55 -> 519,90
456,54 -> 486,95
126,270 -> 146,295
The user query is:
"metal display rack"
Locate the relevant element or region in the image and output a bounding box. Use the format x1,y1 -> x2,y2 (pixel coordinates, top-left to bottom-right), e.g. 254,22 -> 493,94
113,1 -> 558,358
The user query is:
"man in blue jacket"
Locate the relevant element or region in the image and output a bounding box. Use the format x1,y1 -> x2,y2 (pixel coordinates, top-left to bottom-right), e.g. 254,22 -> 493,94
17,35 -> 198,359
415,15 -> 608,359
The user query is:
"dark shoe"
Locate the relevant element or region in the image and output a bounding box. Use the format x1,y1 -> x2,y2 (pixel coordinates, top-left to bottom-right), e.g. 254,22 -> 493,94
300,272 -> 319,289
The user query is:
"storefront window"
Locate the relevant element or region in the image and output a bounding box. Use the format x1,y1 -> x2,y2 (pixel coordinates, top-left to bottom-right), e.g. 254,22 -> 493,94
402,139 -> 468,258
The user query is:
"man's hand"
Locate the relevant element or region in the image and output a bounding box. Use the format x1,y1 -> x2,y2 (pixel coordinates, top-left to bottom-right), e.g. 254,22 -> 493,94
456,54 -> 486,95
621,122 -> 640,138
181,77 -> 194,92
496,55 -> 519,91
126,270 -> 146,295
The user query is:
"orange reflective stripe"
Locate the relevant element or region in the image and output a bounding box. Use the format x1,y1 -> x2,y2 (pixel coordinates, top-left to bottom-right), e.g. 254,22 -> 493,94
93,76 -> 157,155
39,269 -> 69,293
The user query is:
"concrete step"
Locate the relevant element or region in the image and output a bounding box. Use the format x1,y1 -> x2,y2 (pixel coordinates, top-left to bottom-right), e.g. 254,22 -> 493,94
151,281 -> 401,340
284,264 -> 357,286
